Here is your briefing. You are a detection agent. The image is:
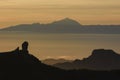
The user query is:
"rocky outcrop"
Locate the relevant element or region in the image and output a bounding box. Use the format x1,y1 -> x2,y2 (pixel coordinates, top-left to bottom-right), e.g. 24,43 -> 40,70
0,43 -> 120,80
54,49 -> 120,70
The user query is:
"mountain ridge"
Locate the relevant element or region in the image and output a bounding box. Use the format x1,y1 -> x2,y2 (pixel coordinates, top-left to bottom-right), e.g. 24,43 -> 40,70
1,18 -> 120,34
54,49 -> 120,70
0,42 -> 120,80
42,58 -> 72,65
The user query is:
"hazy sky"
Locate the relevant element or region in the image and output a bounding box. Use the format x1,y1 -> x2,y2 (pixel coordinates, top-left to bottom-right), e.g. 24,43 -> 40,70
0,0 -> 120,28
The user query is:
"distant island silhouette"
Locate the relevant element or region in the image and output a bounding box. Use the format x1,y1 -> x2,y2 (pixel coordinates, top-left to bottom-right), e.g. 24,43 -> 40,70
0,41 -> 120,80
0,18 -> 120,34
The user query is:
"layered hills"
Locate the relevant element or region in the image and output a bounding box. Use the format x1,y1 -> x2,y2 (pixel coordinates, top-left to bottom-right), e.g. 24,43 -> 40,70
54,49 -> 120,70
42,58 -> 72,65
0,42 -> 120,80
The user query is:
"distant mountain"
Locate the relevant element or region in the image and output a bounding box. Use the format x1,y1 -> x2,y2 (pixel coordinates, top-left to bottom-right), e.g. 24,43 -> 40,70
0,18 -> 82,33
54,49 -> 120,70
42,58 -> 72,65
1,18 -> 120,34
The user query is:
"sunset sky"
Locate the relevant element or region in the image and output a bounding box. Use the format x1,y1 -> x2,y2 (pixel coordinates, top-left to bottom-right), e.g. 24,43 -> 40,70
0,0 -> 120,28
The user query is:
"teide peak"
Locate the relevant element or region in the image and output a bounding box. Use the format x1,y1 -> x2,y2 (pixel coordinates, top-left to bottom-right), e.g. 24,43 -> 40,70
0,18 -> 82,33
1,18 -> 120,34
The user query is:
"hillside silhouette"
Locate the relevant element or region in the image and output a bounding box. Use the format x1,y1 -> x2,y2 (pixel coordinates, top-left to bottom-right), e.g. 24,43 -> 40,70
1,18 -> 120,34
0,42 -> 120,80
54,49 -> 120,70
42,58 -> 72,65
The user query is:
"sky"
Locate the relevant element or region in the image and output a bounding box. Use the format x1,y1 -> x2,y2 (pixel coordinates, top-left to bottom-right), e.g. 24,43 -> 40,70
0,0 -> 120,28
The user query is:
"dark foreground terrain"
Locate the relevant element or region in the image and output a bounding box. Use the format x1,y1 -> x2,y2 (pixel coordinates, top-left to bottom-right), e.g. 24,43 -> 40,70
0,42 -> 120,80
54,49 -> 120,70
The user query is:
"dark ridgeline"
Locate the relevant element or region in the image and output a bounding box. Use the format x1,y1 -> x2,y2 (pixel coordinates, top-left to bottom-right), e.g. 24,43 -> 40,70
0,41 -> 66,80
42,58 -> 72,65
54,49 -> 120,70
0,42 -> 120,80
0,18 -> 120,34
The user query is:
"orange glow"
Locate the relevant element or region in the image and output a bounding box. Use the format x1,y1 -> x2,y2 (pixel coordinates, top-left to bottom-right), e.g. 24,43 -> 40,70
0,0 -> 120,28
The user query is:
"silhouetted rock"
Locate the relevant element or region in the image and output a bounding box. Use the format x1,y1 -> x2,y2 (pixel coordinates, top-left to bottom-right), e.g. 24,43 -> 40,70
20,41 -> 29,53
0,43 -> 120,80
54,49 -> 120,70
0,42 -> 64,80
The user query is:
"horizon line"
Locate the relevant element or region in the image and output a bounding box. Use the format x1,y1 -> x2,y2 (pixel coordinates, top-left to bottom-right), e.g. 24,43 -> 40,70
1,18 -> 120,29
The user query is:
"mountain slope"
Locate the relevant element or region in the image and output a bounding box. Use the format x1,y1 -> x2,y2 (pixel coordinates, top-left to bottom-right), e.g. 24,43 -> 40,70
1,18 -> 120,33
0,48 -> 66,80
0,42 -> 120,80
54,49 -> 120,70
0,18 -> 82,33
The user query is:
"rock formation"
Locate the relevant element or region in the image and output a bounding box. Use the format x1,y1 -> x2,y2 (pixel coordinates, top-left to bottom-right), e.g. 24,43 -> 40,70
20,41 -> 29,54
